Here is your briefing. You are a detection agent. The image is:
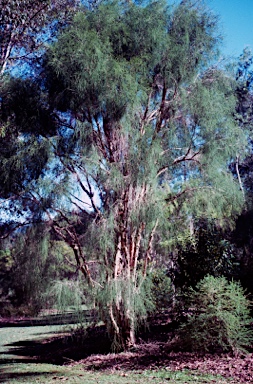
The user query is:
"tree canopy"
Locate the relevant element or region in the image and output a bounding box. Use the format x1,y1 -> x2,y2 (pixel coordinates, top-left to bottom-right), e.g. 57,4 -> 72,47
0,0 -> 79,76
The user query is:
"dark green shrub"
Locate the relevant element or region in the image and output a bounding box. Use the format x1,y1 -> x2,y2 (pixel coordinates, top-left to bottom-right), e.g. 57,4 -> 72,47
181,275 -> 253,355
176,219 -> 238,290
150,269 -> 173,310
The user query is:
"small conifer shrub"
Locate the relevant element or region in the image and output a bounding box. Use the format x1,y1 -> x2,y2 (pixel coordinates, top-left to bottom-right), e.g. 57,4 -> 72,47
181,275 -> 253,355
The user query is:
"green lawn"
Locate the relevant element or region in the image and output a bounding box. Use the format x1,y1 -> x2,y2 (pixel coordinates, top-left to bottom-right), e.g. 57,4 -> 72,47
0,324 -> 70,360
0,363 -> 238,384
0,319 -> 241,384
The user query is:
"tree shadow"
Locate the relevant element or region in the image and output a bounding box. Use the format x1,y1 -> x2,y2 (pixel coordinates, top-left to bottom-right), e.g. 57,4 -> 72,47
0,324 -> 112,365
0,315 -> 181,384
0,318 -> 252,384
0,370 -> 54,383
0,310 -> 92,328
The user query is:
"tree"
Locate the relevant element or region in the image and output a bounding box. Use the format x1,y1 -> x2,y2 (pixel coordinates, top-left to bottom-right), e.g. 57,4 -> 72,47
0,0 -> 79,77
235,48 -> 253,130
224,49 -> 253,294
39,0 -> 247,349
229,48 -> 253,197
6,224 -> 53,315
0,0 -> 80,231
0,224 -> 82,316
0,0 -> 247,349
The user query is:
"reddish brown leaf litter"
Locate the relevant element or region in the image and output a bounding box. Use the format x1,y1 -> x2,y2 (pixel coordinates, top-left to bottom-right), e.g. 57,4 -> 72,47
165,352 -> 253,383
70,343 -> 253,383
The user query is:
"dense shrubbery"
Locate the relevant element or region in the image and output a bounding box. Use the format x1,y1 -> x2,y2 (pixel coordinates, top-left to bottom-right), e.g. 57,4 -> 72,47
181,275 -> 253,355
150,269 -> 173,310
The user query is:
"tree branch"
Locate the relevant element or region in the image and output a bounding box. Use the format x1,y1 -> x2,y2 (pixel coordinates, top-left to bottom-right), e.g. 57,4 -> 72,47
236,155 -> 245,200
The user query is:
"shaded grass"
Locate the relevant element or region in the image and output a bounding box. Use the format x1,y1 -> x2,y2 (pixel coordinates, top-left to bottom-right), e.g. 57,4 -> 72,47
0,314 -> 243,383
0,324 -> 71,361
0,363 -> 238,384
0,324 -> 111,365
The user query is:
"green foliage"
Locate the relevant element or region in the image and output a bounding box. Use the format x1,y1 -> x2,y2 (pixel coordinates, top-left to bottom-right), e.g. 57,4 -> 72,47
48,278 -> 84,311
0,0 -> 250,349
0,248 -> 13,273
8,226 -> 51,315
150,269 -> 173,310
42,0 -> 248,348
176,219 -> 238,289
47,0 -> 168,118
2,227 -> 78,316
95,275 -> 155,351
0,77 -> 54,198
181,275 -> 253,354
235,47 -> 253,129
166,0 -> 220,83
0,0 -> 79,76
0,247 -> 14,308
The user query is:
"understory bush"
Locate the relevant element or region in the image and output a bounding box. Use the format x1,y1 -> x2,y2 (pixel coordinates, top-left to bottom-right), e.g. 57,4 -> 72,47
150,269 -> 173,310
181,275 -> 253,355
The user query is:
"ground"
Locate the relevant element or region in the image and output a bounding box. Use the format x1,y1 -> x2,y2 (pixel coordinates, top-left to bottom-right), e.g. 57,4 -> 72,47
0,313 -> 252,383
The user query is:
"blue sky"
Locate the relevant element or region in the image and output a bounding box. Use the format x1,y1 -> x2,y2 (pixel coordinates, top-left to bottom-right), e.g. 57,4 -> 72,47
207,0 -> 253,58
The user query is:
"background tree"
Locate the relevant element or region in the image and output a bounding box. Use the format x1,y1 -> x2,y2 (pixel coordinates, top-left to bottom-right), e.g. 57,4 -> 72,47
235,48 -> 253,130
159,49 -> 253,299
175,219 -> 238,290
0,0 -> 79,77
224,49 -> 253,293
0,224 -> 82,316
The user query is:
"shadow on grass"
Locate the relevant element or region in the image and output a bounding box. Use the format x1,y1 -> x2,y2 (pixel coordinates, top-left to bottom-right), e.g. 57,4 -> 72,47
0,313 -> 178,363
0,310 -> 92,328
0,317 -> 252,384
0,316 -> 180,384
0,369 -> 55,383
0,325 -> 112,365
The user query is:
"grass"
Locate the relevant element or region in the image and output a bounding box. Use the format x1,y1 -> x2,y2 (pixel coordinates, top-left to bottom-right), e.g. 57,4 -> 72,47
0,314 -> 241,384
0,324 -> 71,360
0,363 -> 238,384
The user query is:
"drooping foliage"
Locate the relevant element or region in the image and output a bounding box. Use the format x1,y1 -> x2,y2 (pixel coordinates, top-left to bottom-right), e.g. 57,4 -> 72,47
0,0 -> 79,76
0,0 -> 81,220
0,0 -> 249,349
3,225 -> 52,315
0,226 -> 80,316
0,77 -> 55,198
38,0 -> 247,348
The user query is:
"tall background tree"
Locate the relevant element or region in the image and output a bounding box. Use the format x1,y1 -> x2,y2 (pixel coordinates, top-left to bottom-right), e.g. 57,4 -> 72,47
226,48 -> 253,292
0,0 -> 79,77
0,0 -> 81,233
